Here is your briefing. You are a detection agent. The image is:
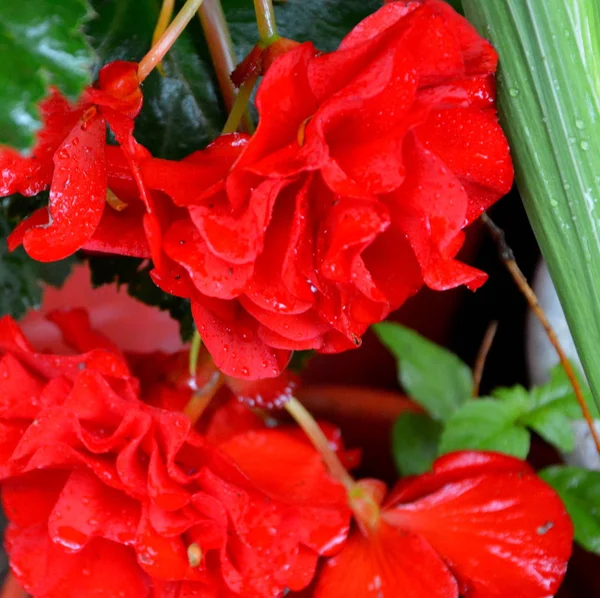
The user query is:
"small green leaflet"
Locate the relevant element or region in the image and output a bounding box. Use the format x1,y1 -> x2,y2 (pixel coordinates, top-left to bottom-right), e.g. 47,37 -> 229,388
0,1 -> 94,151
439,364 -> 595,458
540,466 -> 600,555
438,395 -> 531,458
373,322 -> 473,421
392,412 -> 443,476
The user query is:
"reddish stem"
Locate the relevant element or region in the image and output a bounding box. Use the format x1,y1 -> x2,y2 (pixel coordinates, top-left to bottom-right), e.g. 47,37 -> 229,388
0,574 -> 28,598
139,0 -> 205,82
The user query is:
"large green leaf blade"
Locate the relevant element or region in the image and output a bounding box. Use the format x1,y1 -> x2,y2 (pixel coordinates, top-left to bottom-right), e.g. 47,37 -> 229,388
0,1 -> 94,151
462,0 -> 600,411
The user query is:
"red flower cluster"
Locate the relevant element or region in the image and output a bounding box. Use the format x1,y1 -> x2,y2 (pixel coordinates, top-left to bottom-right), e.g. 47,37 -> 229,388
0,313 -> 350,597
3,62 -> 150,262
317,453 -> 573,598
2,0 -> 514,381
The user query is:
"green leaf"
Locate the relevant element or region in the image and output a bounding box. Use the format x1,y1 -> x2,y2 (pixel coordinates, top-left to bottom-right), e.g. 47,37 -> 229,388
373,322 -> 473,421
392,412 -> 443,476
540,466 -> 600,555
461,1 -> 600,413
0,1 -> 94,151
439,397 -> 530,458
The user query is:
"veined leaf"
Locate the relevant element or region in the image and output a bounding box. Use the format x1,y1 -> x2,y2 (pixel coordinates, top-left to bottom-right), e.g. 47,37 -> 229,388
0,1 -> 94,151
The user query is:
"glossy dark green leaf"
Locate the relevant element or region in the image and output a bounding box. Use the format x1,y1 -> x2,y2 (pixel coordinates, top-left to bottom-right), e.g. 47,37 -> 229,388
224,0 -> 381,56
373,322 -> 473,421
439,397 -> 530,458
0,1 -> 94,151
540,466 -> 600,555
392,412 -> 443,476
88,0 -> 225,160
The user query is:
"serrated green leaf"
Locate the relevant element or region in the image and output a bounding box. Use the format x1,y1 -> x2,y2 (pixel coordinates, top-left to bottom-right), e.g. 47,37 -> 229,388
0,1 -> 94,151
525,409 -> 575,453
392,412 -> 443,476
491,364 -> 597,454
540,466 -> 600,555
373,322 -> 473,421
439,398 -> 530,458
462,0 -> 600,412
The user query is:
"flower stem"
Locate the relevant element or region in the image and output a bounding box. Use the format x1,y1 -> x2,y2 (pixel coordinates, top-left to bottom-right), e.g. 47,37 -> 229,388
0,574 -> 27,598
189,329 -> 203,379
221,75 -> 258,134
253,0 -> 279,44
184,372 -> 223,425
285,397 -> 354,489
198,0 -> 254,132
138,0 -> 205,82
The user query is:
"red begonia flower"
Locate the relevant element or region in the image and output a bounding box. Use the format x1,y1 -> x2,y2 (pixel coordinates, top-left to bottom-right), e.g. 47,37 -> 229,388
139,0 -> 513,379
2,61 -> 151,262
315,452 -> 573,598
0,314 -> 350,597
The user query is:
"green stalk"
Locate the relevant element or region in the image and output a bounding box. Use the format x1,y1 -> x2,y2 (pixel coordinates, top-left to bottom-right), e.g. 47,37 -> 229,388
462,0 -> 600,410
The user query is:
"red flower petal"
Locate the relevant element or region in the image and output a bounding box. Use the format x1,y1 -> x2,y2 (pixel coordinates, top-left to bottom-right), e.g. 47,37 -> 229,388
384,454 -> 573,597
315,522 -> 458,598
2,470 -> 68,528
46,308 -> 123,356
163,219 -> 253,300
191,297 -> 291,379
0,91 -> 80,197
22,114 -> 107,261
414,107 -> 513,221
48,469 -> 140,551
219,429 -> 350,554
7,524 -> 149,598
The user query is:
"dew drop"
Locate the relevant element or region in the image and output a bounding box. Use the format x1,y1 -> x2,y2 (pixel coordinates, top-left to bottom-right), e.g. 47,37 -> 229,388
581,141 -> 590,151
508,88 -> 520,98
575,119 -> 585,130
550,199 -> 559,207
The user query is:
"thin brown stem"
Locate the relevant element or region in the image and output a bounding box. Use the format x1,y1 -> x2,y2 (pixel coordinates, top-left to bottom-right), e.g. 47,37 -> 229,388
482,212 -> 600,453
473,320 -> 498,397
139,0 -> 205,82
198,0 -> 254,132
